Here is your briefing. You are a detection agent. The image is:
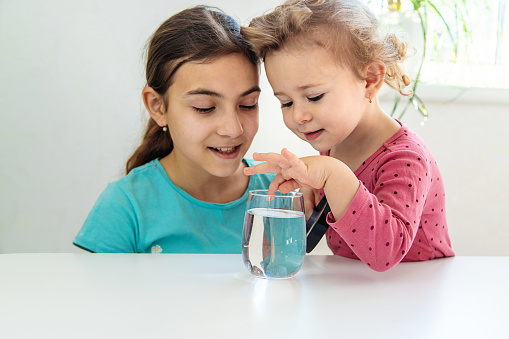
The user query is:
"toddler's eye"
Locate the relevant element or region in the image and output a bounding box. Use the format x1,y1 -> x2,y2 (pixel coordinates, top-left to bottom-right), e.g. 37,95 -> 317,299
281,101 -> 293,108
308,94 -> 324,102
193,107 -> 214,113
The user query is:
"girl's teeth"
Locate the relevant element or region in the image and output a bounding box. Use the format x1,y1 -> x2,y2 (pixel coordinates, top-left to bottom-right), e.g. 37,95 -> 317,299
213,147 -> 236,153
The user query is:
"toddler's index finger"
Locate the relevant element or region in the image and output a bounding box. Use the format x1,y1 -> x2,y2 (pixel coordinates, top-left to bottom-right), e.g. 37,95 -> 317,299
252,152 -> 274,162
243,167 -> 254,176
244,162 -> 270,176
253,151 -> 288,165
252,152 -> 262,161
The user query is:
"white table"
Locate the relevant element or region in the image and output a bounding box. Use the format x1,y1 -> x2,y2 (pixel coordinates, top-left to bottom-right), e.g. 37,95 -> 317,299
1,254 -> 508,339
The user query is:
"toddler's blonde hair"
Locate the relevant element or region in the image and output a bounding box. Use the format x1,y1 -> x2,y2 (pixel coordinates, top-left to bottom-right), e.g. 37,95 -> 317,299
241,0 -> 412,95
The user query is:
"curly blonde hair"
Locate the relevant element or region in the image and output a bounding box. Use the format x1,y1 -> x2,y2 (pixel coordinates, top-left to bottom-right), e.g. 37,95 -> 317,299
241,0 -> 411,95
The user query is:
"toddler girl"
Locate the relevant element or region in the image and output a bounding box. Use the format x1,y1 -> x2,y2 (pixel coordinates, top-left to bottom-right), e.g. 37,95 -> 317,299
242,0 -> 454,271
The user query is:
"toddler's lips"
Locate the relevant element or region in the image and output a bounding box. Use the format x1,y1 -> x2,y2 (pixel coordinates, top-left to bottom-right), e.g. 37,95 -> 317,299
303,129 -> 324,141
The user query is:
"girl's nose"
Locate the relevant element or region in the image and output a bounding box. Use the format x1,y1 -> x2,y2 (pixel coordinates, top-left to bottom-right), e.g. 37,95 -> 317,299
217,109 -> 243,137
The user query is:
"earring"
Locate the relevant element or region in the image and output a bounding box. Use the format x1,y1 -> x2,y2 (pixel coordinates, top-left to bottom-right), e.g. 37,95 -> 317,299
162,126 -> 167,132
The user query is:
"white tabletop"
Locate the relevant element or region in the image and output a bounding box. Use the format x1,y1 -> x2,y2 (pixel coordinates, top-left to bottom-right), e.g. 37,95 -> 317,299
1,254 -> 508,339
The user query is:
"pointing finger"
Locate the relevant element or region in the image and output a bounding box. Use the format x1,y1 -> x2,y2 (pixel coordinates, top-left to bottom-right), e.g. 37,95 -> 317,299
253,152 -> 291,169
268,173 -> 287,196
244,162 -> 277,176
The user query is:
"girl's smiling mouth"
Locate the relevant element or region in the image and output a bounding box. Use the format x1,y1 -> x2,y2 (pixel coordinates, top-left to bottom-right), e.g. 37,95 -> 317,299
208,145 -> 241,159
303,129 -> 324,141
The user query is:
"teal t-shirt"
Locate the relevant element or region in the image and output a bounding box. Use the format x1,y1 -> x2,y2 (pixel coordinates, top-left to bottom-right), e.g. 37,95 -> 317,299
73,159 -> 274,253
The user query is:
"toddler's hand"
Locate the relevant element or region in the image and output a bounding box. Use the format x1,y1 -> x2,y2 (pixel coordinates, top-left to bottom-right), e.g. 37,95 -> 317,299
244,148 -> 329,196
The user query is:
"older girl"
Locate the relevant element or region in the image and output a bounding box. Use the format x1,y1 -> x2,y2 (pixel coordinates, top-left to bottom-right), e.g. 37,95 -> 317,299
73,6 -> 274,253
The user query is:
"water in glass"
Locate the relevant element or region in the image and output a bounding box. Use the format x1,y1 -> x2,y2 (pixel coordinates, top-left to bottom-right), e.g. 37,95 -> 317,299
242,190 -> 306,278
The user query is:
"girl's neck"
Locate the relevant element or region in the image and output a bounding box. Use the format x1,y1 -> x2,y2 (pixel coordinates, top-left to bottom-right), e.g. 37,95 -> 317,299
159,153 -> 249,204
330,104 -> 400,172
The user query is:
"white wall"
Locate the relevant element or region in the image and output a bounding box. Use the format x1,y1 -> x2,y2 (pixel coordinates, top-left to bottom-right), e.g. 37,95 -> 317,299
1,0 -> 508,255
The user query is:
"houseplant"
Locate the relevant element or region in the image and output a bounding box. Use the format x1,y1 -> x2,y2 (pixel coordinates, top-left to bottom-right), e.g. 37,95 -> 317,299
369,0 -> 474,119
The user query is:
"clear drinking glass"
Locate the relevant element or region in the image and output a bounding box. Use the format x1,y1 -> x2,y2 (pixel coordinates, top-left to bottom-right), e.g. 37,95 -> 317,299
242,189 -> 306,279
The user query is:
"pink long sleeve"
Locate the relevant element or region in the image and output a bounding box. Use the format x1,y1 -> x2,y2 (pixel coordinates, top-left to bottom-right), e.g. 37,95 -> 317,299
324,123 -> 454,272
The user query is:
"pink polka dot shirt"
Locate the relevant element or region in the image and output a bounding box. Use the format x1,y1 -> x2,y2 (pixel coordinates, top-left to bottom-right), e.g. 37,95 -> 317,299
322,122 -> 454,272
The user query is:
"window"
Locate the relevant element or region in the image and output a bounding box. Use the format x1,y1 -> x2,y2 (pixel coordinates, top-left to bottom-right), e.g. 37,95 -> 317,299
366,0 -> 509,89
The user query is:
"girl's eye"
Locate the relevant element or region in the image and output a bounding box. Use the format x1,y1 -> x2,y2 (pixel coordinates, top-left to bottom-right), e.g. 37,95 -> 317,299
193,107 -> 214,113
281,101 -> 293,109
240,103 -> 258,111
308,94 -> 324,102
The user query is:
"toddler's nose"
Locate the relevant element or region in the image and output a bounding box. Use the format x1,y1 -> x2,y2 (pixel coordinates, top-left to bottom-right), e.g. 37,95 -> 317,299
293,104 -> 312,124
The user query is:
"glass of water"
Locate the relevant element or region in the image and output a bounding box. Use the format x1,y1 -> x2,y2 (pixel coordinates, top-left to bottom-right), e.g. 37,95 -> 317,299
242,189 -> 306,279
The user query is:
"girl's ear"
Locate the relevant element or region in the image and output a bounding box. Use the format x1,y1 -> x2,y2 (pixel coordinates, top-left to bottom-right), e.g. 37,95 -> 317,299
142,86 -> 168,127
363,61 -> 386,100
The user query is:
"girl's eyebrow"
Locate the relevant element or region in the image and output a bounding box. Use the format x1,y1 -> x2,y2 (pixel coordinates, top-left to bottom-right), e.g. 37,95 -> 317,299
241,86 -> 261,97
185,86 -> 261,98
186,89 -> 222,98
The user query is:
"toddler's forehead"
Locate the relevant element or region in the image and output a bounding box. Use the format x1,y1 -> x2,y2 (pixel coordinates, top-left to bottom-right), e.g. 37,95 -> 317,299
268,36 -> 348,68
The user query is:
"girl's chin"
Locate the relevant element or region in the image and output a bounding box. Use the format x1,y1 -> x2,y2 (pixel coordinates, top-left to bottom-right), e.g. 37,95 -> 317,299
208,163 -> 244,178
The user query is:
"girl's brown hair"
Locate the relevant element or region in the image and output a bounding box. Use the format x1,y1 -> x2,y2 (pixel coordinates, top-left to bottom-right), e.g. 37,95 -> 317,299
241,0 -> 412,95
126,6 -> 259,174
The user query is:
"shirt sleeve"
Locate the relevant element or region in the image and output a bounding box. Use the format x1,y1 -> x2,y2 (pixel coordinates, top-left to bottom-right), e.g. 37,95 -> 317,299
326,149 -> 431,272
73,183 -> 138,253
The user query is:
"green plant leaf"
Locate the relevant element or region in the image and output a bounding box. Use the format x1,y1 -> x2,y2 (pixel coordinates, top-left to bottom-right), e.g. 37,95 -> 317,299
425,0 -> 457,49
